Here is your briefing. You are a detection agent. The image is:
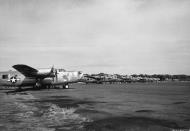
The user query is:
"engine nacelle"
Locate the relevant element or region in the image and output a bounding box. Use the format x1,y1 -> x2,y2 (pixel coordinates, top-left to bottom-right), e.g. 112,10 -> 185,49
38,68 -> 52,74
41,78 -> 53,85
36,68 -> 55,78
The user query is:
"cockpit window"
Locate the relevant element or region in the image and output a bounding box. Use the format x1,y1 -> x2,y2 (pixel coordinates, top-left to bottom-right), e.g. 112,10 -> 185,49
2,74 -> 8,79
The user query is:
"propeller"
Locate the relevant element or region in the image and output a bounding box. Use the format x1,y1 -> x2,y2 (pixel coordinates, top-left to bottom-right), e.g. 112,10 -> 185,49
50,65 -> 54,73
50,65 -> 58,82
50,65 -> 55,76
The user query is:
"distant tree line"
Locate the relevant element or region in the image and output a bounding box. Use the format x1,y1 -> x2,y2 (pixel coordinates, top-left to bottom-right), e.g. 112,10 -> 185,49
131,74 -> 190,81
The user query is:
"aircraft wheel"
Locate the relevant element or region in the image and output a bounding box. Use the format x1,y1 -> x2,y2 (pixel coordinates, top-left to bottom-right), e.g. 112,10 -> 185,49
63,85 -> 69,89
65,85 -> 69,89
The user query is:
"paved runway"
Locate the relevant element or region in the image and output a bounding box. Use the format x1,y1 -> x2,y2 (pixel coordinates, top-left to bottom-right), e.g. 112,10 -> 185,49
0,82 -> 190,131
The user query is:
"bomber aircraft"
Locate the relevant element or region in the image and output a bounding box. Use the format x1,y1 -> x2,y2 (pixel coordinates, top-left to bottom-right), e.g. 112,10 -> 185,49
0,64 -> 84,93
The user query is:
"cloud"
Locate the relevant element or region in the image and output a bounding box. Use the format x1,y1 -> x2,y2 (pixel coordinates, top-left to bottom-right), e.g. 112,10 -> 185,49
0,0 -> 190,74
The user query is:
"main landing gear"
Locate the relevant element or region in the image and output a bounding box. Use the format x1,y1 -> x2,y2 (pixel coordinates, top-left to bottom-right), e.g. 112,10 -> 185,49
62,84 -> 69,89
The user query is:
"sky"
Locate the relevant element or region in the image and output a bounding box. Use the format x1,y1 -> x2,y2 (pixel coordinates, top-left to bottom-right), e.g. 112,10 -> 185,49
0,0 -> 190,75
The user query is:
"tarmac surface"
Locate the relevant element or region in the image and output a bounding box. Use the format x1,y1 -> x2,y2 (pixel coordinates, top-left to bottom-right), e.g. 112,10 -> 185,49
0,82 -> 190,131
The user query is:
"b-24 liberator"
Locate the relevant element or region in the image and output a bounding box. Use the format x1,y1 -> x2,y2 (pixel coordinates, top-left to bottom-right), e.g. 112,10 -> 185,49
0,64 -> 84,92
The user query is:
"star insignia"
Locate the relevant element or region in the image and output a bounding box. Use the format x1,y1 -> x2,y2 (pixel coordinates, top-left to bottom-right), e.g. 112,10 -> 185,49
10,76 -> 17,83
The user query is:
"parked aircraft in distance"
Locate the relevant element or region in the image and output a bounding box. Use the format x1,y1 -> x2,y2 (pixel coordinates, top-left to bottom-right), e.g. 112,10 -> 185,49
0,64 -> 84,92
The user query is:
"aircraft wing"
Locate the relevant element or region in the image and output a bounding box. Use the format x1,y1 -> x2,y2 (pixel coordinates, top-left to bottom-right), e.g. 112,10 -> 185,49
12,64 -> 38,77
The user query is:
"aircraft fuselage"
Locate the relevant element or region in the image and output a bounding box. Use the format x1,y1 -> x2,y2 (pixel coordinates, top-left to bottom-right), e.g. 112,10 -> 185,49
0,69 -> 83,88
